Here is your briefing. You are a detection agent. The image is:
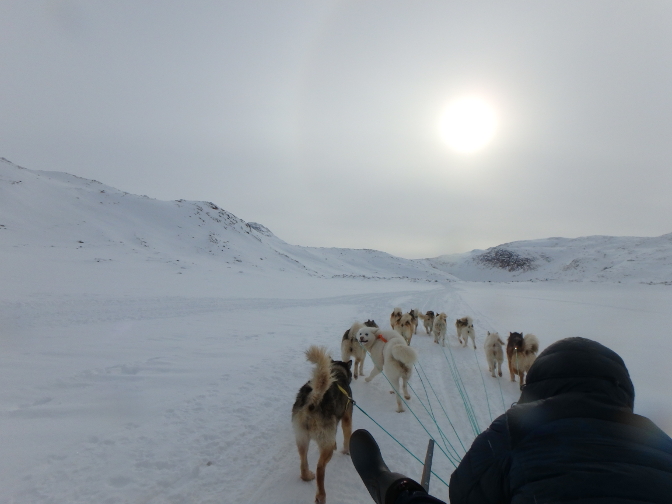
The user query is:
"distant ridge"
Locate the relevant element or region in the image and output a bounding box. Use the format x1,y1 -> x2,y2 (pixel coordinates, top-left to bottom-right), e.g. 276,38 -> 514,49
2,157 -> 670,284
0,157 -> 451,282
426,234 -> 672,284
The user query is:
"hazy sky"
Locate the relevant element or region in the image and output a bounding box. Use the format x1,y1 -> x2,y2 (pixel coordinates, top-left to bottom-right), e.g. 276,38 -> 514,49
2,1 -> 672,258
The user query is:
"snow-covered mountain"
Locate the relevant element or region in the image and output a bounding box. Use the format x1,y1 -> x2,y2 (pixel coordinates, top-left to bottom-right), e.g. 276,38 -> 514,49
0,157 -> 451,283
2,157 -> 671,284
427,234 -> 672,284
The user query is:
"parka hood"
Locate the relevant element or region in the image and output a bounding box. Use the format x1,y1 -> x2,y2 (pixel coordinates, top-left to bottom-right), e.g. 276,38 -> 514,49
518,337 -> 635,409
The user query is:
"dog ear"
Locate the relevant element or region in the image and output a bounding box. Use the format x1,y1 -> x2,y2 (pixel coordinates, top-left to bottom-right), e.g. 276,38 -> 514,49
346,360 -> 353,370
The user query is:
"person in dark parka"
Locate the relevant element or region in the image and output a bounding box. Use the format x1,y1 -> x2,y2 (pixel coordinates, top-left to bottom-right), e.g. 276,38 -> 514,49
449,337 -> 672,504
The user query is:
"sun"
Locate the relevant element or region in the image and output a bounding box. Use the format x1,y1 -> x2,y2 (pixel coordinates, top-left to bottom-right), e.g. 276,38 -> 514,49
438,96 -> 497,154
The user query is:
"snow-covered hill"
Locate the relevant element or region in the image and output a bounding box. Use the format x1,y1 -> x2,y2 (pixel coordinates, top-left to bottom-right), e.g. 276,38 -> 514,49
427,234 -> 672,284
5,157 -> 672,285
0,157 -> 451,283
1,157 -> 671,504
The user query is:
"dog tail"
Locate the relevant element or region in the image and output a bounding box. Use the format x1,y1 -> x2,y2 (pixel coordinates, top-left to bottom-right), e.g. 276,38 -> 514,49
305,345 -> 334,407
391,344 -> 418,367
348,321 -> 365,341
523,334 -> 539,355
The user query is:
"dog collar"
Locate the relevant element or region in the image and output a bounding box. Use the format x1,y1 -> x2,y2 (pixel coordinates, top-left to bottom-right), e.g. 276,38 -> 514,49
376,334 -> 388,343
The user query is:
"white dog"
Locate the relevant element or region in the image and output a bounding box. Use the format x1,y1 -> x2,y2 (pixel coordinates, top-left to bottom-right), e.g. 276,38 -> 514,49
432,312 -> 447,346
456,316 -> 476,349
484,331 -> 505,377
357,327 -> 417,412
341,319 -> 377,379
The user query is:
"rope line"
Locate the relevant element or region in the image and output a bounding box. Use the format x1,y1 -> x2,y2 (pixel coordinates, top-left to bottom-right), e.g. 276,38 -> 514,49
358,341 -> 457,468
497,362 -> 506,412
376,361 -> 458,468
410,367 -> 452,457
407,380 -> 461,467
420,365 -> 467,458
415,361 -> 466,458
442,345 -> 480,436
472,347 -> 493,423
353,403 -> 450,488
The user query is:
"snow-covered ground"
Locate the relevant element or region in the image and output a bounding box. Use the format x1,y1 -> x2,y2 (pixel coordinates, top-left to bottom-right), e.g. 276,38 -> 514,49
1,158 -> 671,504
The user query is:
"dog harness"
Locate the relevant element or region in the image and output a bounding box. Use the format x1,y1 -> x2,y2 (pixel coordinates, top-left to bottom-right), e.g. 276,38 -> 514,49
376,334 -> 388,343
337,384 -> 355,406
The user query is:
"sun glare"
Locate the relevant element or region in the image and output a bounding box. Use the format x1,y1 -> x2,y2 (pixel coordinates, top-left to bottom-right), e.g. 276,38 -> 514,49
438,96 -> 497,154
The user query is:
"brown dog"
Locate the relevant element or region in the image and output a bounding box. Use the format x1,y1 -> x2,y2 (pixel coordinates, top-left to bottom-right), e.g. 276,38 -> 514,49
506,332 -> 540,389
390,307 -> 403,331
292,346 -> 353,504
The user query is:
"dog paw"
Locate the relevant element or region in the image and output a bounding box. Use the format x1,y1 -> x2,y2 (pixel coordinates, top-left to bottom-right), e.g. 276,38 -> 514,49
315,492 -> 326,504
396,407 -> 405,413
364,377 -> 372,382
341,448 -> 350,455
301,470 -> 315,481
404,394 -> 411,400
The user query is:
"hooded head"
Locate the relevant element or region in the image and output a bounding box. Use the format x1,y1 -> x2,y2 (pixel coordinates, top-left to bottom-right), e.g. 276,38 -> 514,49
518,337 -> 635,410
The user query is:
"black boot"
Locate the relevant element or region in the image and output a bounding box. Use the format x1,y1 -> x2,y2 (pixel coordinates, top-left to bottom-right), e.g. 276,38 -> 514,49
350,429 -> 427,504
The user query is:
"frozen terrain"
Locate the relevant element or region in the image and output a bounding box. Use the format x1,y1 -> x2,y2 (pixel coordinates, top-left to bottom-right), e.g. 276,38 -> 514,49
428,234 -> 672,284
1,158 -> 671,504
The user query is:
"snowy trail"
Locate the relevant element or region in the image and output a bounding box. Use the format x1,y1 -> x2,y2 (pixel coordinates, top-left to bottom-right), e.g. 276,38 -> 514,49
1,281 -> 517,504
2,277 -> 670,504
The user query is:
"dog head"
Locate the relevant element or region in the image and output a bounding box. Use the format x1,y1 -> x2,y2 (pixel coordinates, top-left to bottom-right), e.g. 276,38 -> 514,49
438,313 -> 447,323
508,332 -> 524,351
426,311 -> 434,318
364,319 -> 378,328
487,331 -> 503,343
331,359 -> 353,383
357,327 -> 378,348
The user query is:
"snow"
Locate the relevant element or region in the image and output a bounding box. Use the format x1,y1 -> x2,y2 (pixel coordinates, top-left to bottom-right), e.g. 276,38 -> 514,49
427,234 -> 672,284
1,157 -> 671,504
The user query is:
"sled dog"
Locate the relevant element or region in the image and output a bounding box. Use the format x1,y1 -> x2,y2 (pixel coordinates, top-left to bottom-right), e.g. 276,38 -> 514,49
432,312 -> 447,346
357,327 -> 418,413
409,308 -> 420,334
397,313 -> 415,345
419,310 -> 435,334
341,319 -> 378,379
456,316 -> 476,349
484,331 -> 505,377
390,307 -> 403,332
292,346 -> 353,504
506,332 -> 539,389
